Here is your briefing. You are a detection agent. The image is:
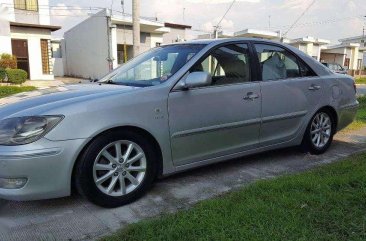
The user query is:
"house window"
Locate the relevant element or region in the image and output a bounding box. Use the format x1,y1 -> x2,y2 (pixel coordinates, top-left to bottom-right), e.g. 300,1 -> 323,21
14,0 -> 38,11
40,39 -> 50,74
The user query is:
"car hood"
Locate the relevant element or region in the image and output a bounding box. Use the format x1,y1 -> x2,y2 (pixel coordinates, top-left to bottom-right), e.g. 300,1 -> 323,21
0,84 -> 140,118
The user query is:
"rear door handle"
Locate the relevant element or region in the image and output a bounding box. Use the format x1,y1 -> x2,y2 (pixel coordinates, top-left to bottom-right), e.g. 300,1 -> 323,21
308,84 -> 321,91
243,92 -> 259,101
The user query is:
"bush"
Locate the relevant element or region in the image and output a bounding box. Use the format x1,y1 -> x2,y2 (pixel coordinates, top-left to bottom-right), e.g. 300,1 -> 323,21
5,68 -> 27,84
0,68 -> 6,82
0,53 -> 17,69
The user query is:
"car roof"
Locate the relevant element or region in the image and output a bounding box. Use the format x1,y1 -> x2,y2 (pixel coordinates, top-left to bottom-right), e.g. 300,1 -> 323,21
170,38 -> 282,46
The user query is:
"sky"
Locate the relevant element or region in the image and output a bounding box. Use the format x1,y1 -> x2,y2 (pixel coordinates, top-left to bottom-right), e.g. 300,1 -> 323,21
49,0 -> 366,44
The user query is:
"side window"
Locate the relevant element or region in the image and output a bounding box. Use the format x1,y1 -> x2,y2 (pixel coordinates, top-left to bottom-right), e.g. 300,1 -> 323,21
255,44 -> 306,81
190,44 -> 251,86
299,60 -> 316,77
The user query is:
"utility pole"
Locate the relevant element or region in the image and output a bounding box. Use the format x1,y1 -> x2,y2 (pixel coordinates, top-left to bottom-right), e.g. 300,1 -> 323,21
183,8 -> 186,23
363,16 -> 366,41
121,0 -> 127,63
132,0 -> 140,57
106,8 -> 114,71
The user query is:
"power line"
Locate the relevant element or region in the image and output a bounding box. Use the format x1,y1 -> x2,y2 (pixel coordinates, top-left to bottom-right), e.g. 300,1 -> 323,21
213,0 -> 236,38
283,0 -> 316,37
216,0 -> 236,29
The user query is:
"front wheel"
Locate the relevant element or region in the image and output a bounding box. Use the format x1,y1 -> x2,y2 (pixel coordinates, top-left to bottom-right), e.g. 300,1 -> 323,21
301,110 -> 334,155
75,130 -> 157,208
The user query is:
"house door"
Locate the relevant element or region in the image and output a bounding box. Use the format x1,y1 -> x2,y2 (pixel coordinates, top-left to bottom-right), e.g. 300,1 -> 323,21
11,39 -> 30,78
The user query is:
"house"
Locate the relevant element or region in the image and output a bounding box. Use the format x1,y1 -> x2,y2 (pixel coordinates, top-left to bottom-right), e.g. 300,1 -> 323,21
63,9 -> 171,80
197,28 -> 282,40
321,42 -> 364,71
288,37 -> 330,61
196,29 -> 333,63
234,29 -> 282,40
163,22 -> 191,44
339,35 -> 366,69
0,0 -> 61,80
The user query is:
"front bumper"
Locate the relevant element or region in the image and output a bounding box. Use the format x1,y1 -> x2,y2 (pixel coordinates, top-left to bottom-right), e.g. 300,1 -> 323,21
0,138 -> 87,201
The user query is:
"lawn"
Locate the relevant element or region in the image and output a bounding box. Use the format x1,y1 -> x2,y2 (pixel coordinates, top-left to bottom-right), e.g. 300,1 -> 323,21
101,152 -> 366,241
0,86 -> 36,98
345,95 -> 366,130
356,77 -> 366,85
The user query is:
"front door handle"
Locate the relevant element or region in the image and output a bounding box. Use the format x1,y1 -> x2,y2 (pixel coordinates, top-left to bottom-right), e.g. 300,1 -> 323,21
243,92 -> 259,101
308,84 -> 321,91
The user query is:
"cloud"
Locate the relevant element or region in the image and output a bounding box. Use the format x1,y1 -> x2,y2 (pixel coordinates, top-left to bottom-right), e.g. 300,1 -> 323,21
202,17 -> 234,32
50,3 -> 90,35
50,3 -> 87,19
279,0 -> 314,10
186,0 -> 260,3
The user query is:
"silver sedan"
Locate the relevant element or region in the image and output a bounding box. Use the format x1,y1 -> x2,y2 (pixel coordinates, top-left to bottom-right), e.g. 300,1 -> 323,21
0,39 -> 358,207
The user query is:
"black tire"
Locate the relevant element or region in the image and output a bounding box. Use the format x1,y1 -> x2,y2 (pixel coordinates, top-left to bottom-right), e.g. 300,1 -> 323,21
301,109 -> 335,155
75,130 -> 157,208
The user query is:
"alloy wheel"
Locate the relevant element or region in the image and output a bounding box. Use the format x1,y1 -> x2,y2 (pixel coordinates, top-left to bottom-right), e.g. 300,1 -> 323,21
310,112 -> 332,149
93,140 -> 147,197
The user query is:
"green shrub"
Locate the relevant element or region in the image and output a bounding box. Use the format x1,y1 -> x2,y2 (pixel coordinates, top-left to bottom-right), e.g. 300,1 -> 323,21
5,68 -> 27,84
0,68 -> 6,82
0,53 -> 17,69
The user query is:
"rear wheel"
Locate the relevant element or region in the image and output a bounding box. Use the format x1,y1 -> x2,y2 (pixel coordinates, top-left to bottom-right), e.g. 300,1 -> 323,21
75,130 -> 157,208
301,110 -> 334,155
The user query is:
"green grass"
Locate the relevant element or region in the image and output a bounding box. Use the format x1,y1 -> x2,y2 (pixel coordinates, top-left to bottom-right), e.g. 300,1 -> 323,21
346,96 -> 366,130
101,153 -> 366,241
356,77 -> 366,85
0,86 -> 36,98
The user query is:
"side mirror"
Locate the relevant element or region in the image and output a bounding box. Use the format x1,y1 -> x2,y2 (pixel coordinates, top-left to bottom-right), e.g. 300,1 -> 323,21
182,72 -> 212,89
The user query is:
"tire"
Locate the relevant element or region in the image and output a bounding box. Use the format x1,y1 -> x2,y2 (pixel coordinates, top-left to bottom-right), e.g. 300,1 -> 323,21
301,109 -> 335,155
75,130 -> 157,208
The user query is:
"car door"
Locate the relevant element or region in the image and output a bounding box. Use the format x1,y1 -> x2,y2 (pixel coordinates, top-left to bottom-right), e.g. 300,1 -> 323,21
253,43 -> 323,146
168,43 -> 261,166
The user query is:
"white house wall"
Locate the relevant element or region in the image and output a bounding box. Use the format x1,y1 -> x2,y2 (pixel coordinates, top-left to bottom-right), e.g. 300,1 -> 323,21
0,16 -> 11,54
2,0 -> 51,25
163,28 -> 185,44
64,12 -> 110,80
0,36 -> 11,54
10,26 -> 53,80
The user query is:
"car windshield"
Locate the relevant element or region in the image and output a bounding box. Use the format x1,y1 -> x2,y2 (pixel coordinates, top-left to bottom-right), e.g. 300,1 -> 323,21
101,44 -> 206,87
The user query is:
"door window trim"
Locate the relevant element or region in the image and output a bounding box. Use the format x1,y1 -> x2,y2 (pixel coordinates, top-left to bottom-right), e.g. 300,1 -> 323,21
171,41 -> 259,92
251,41 -> 318,82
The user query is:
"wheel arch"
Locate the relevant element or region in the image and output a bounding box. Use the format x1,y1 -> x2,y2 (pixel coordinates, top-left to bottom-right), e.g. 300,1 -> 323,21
71,125 -> 164,193
317,105 -> 338,133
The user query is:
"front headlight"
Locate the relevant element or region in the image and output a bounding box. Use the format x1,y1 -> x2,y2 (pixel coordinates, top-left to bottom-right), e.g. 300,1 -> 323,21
0,115 -> 63,145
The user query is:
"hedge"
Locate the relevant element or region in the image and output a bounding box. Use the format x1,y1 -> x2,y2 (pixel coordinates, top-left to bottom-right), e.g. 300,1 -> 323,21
5,68 -> 27,84
0,68 -> 5,82
0,54 -> 17,69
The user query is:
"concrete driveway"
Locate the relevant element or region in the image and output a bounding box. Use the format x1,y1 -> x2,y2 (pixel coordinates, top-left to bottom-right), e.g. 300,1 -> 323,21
1,128 -> 366,241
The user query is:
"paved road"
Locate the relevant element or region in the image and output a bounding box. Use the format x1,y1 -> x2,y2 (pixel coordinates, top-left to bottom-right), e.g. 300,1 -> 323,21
1,128 -> 366,241
357,84 -> 366,96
